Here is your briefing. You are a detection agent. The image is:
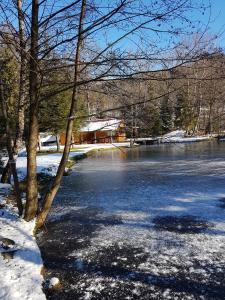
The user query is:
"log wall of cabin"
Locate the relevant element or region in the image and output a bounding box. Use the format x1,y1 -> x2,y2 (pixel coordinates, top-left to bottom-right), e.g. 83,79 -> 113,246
60,129 -> 126,145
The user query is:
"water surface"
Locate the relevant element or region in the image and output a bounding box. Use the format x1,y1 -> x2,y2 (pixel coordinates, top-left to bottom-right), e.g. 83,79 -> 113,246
38,141 -> 225,299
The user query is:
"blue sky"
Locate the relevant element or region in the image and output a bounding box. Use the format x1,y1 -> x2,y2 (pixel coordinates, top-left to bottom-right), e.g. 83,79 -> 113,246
201,0 -> 225,48
5,0 -> 224,55
88,0 -> 225,54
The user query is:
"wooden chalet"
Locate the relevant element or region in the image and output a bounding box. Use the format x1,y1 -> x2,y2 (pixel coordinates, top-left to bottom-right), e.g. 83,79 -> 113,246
60,118 -> 126,145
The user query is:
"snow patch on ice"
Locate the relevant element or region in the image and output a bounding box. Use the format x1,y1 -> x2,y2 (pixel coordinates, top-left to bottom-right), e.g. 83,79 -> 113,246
116,211 -> 149,221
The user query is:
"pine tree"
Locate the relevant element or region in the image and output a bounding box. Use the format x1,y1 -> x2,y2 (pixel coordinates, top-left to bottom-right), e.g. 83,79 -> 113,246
39,92 -> 87,151
174,88 -> 195,133
160,95 -> 173,134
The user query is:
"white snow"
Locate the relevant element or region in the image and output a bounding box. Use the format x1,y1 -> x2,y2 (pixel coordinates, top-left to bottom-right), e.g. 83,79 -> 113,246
0,184 -> 46,300
162,136 -> 211,143
69,207 -> 225,298
49,277 -> 60,288
39,133 -> 57,144
80,119 -> 121,132
15,143 -> 130,180
0,184 -> 12,202
163,130 -> 186,138
161,130 -> 211,143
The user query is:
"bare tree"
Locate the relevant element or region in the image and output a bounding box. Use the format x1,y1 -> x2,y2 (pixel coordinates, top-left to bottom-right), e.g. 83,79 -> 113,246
36,0 -> 86,227
24,0 -> 39,220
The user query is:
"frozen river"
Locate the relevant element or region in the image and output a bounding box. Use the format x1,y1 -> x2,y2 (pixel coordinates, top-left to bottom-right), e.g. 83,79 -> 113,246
38,141 -> 225,299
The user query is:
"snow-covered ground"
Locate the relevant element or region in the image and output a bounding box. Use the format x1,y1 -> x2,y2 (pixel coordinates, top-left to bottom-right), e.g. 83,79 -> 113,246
161,130 -> 212,143
16,143 -> 130,180
164,130 -> 186,138
0,183 -> 46,300
162,136 -> 211,143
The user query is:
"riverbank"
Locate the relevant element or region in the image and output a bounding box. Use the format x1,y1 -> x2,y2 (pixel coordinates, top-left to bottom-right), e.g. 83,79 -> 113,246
0,143 -> 130,300
129,132 -> 214,145
0,183 -> 46,300
16,143 -> 130,180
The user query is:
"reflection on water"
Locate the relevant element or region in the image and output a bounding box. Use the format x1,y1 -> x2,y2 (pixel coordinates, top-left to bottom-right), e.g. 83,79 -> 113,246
49,141 -> 225,216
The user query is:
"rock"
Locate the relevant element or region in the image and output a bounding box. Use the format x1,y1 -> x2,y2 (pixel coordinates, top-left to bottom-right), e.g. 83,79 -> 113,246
0,237 -> 15,250
0,198 -> 6,205
48,277 -> 60,289
0,250 -> 17,260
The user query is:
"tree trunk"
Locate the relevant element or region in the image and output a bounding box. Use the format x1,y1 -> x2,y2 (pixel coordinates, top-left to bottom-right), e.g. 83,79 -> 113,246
25,114 -> 39,220
1,0 -> 26,184
130,105 -> 134,147
8,157 -> 23,216
14,0 -> 26,154
205,102 -> 212,135
56,134 -> 60,152
37,134 -> 42,151
1,162 -> 10,183
24,0 -> 39,221
0,81 -> 23,216
36,0 -> 86,229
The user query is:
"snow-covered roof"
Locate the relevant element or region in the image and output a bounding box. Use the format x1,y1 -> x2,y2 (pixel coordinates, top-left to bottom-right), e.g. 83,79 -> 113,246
40,134 -> 56,143
80,119 -> 121,132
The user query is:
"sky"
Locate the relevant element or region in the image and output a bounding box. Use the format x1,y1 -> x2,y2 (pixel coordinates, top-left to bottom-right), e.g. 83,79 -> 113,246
89,0 -> 225,55
200,0 -> 225,49
2,0 -> 225,58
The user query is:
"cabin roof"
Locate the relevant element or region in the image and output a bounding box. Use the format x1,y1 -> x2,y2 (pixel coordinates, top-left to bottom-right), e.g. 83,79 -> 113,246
80,119 -> 121,132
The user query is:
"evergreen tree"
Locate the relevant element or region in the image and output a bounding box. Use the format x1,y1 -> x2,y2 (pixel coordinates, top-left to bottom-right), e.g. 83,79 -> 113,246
174,88 -> 195,133
0,49 -> 19,136
160,95 -> 173,134
39,91 -> 87,151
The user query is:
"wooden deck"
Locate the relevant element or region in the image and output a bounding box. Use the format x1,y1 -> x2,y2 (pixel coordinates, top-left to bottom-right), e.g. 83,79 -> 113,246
128,137 -> 160,145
